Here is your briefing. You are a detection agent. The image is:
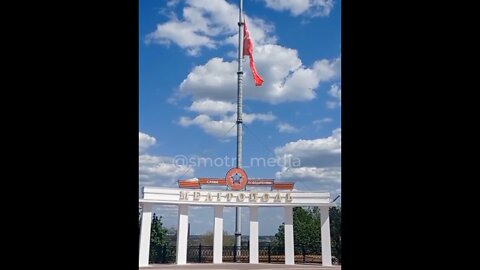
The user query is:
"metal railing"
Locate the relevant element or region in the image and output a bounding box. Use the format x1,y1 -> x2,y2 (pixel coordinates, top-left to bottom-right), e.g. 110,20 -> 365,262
150,243 -> 336,264
150,245 -> 177,263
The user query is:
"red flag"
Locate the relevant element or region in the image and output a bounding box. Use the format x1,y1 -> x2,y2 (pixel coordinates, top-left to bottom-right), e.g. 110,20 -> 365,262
243,19 -> 264,86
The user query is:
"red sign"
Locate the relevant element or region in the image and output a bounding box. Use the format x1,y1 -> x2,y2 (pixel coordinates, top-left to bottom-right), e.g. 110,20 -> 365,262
225,168 -> 248,191
247,179 -> 275,185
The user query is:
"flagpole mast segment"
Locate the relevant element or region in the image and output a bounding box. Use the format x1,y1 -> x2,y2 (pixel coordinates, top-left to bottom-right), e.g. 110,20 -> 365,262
235,0 -> 244,261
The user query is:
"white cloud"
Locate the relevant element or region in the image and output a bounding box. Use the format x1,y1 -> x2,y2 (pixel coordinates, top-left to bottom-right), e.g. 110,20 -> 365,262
263,0 -> 335,17
276,166 -> 341,197
313,118 -> 332,125
233,112 -> 276,123
223,17 -> 278,47
264,0 -> 310,16
326,83 -> 341,109
145,19 -> 216,51
178,48 -> 340,104
147,0 -> 340,108
179,114 -> 236,137
187,99 -> 237,115
326,101 -> 338,109
276,166 -> 340,183
277,122 -> 300,133
151,0 -> 340,103
186,47 -> 201,56
139,132 -> 156,153
178,112 -> 276,138
328,83 -> 341,99
146,0 -> 276,55
178,57 -> 237,101
139,154 -> 194,187
139,132 -> 194,188
274,128 -> 341,196
312,117 -> 333,129
167,0 -> 180,7
275,128 -> 340,167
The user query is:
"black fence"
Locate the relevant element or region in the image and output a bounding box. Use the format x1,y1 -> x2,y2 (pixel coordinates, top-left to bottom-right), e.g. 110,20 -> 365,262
150,245 -> 177,264
150,244 -> 336,264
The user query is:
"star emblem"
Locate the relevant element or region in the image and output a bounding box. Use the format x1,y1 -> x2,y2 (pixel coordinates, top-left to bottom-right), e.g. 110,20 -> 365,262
231,172 -> 242,184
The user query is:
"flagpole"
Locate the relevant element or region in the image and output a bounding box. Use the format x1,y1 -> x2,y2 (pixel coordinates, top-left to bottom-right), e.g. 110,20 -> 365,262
235,0 -> 244,262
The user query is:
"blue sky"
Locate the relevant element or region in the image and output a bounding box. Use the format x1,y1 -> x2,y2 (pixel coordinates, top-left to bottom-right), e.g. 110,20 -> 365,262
139,0 -> 341,236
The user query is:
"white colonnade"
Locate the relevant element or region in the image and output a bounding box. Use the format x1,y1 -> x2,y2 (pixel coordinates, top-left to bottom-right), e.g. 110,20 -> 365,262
139,187 -> 334,267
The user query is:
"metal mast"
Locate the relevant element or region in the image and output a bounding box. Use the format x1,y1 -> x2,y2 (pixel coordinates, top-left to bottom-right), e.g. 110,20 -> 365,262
235,0 -> 244,261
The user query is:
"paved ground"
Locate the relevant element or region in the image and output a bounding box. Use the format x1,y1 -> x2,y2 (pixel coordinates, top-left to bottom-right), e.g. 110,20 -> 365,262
140,263 -> 341,270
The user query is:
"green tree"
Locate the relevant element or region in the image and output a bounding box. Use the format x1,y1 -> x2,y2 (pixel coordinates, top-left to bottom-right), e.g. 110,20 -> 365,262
273,206 -> 341,263
149,213 -> 169,262
151,213 -> 169,246
273,207 -> 321,249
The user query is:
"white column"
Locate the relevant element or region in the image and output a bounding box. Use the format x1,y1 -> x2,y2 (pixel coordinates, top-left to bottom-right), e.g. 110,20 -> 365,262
176,205 -> 189,265
249,206 -> 259,264
284,206 -> 295,265
320,206 -> 332,266
139,203 -> 152,267
213,206 -> 224,263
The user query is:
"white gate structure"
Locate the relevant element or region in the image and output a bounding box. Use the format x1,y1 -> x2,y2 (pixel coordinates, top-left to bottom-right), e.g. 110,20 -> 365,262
139,186 -> 335,267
